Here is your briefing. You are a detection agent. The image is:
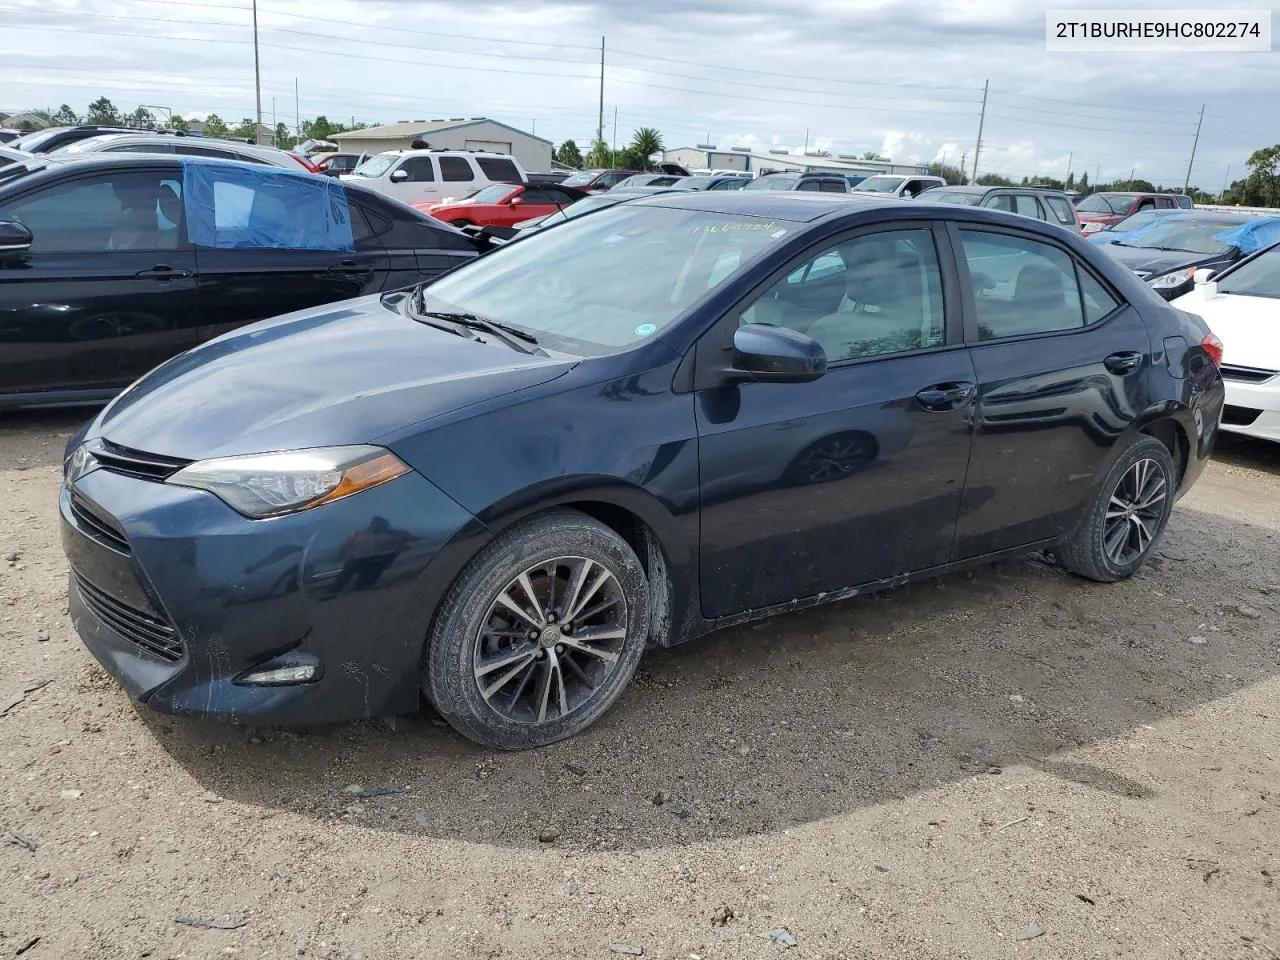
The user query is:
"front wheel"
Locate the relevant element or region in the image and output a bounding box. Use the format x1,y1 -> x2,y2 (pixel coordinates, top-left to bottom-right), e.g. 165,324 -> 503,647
1056,436 -> 1176,582
424,510 -> 649,750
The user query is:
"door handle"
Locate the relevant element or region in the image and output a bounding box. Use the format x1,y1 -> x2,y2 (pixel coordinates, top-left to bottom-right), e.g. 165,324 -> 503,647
915,381 -> 975,411
135,265 -> 192,280
1104,351 -> 1144,375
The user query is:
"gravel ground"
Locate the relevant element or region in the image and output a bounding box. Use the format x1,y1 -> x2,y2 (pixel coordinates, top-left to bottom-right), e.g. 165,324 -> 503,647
2,412 -> 1278,960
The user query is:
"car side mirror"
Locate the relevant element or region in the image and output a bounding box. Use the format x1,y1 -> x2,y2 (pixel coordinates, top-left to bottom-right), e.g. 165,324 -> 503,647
0,220 -> 32,258
390,169 -> 409,183
509,196 -> 523,206
730,324 -> 826,383
1193,267 -> 1215,285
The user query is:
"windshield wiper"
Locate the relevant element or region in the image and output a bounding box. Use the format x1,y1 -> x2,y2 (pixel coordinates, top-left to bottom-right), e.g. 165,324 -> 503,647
414,298 -> 546,356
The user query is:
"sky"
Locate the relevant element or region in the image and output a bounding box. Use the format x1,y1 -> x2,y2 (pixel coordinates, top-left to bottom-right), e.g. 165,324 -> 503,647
3,0 -> 1278,188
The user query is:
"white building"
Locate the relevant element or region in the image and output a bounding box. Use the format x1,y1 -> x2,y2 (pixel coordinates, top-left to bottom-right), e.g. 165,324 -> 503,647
333,118 -> 553,172
662,144 -> 929,177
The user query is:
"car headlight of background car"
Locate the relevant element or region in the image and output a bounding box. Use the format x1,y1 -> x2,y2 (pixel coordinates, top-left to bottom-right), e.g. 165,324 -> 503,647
166,445 -> 410,519
1147,268 -> 1197,291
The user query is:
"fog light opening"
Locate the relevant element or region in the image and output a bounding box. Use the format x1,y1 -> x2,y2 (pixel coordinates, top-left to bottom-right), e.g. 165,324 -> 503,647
235,655 -> 322,687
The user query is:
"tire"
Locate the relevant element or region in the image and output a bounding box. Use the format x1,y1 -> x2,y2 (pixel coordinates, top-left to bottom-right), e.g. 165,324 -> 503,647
1055,436 -> 1176,583
424,510 -> 649,750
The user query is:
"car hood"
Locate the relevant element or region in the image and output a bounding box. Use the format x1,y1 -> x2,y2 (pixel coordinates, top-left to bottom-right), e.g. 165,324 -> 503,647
1170,289 -> 1280,371
1102,244 -> 1221,278
91,295 -> 577,460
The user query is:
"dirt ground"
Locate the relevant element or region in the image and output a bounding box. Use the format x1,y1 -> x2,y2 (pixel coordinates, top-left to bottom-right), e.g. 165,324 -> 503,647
1,411 -> 1277,960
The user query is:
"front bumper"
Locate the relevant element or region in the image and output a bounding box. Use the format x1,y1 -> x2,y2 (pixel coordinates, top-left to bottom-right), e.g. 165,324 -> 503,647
1221,377 -> 1280,443
62,461 -> 477,725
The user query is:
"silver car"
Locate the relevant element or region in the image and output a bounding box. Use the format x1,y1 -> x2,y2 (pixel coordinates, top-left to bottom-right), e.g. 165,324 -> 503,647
49,134 -> 313,171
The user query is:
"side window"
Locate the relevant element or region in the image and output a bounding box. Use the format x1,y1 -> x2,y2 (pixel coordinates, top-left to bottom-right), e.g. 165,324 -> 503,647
1155,196 -> 1175,209
184,165 -> 354,251
819,179 -> 846,193
1078,269 -> 1120,323
476,157 -> 520,181
1043,195 -> 1074,224
903,180 -> 922,196
519,188 -> 554,205
984,194 -> 1013,213
1013,194 -> 1041,218
796,179 -> 822,192
0,171 -> 185,253
398,158 -> 435,182
1135,198 -> 1155,211
176,146 -> 238,160
438,156 -> 475,182
547,189 -> 576,205
740,229 -> 946,362
958,230 -> 1092,339
601,173 -> 630,187
106,142 -> 173,154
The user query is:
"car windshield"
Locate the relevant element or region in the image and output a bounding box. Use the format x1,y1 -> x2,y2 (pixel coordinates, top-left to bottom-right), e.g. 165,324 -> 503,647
466,184 -> 517,204
928,190 -> 984,206
419,205 -> 790,355
350,153 -> 398,178
1111,211 -> 1162,233
1077,193 -> 1138,214
743,175 -> 798,191
852,176 -> 907,193
1116,217 -> 1241,255
560,170 -> 599,186
1217,244 -> 1280,298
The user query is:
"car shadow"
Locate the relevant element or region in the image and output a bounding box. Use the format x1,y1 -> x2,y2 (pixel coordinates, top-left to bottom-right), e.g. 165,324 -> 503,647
1211,432 -> 1280,475
141,503 -> 1278,851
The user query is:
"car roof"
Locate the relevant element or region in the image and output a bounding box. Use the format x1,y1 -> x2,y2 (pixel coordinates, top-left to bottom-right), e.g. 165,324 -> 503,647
627,189 -> 894,222
383,148 -> 521,159
924,185 -> 985,193
0,153 -> 312,194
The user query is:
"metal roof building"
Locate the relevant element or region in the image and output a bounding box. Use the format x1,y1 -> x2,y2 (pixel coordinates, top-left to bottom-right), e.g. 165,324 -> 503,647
333,118 -> 553,172
662,144 -> 928,177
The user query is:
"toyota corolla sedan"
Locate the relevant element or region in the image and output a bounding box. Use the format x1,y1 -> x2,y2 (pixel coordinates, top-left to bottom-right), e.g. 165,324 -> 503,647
61,192 -> 1224,750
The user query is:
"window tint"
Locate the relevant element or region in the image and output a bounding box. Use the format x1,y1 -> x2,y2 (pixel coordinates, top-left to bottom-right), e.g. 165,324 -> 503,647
398,158 -> 435,182
185,165 -> 353,250
1135,198 -> 1154,211
741,228 -> 946,362
476,156 -> 520,181
0,171 -> 185,253
105,142 -> 173,154
1078,269 -> 1120,323
520,188 -> 554,205
1155,197 -> 1175,209
819,179 -> 846,193
1013,194 -> 1042,218
350,203 -> 376,247
959,230 -> 1094,339
546,189 -> 576,205
796,180 -> 822,192
439,156 -> 474,182
984,194 -> 1013,213
175,145 -> 239,160
1042,195 -> 1074,224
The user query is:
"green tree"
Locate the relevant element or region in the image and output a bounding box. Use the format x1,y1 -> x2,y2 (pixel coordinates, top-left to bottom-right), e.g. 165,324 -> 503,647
555,139 -> 584,168
202,114 -> 229,138
86,97 -> 119,125
301,116 -> 340,141
1065,171 -> 1076,190
585,139 -> 614,168
231,117 -> 259,140
275,122 -> 292,148
860,151 -> 887,161
51,104 -> 78,125
926,162 -> 965,185
975,173 -> 1015,187
167,115 -> 189,133
629,127 -> 663,166
1077,171 -> 1090,192
126,106 -> 154,130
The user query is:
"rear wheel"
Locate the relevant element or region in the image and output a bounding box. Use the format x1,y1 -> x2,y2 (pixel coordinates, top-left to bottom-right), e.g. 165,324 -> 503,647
1056,436 -> 1175,582
424,510 -> 649,750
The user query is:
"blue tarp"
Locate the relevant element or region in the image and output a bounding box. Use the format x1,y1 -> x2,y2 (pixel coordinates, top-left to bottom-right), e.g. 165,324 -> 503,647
1212,217 -> 1280,255
182,159 -> 354,252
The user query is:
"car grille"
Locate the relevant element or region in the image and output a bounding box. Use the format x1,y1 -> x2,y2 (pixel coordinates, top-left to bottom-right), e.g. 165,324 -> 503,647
69,492 -> 130,555
1222,405 -> 1262,427
73,571 -> 183,663
1220,364 -> 1277,384
90,439 -> 192,482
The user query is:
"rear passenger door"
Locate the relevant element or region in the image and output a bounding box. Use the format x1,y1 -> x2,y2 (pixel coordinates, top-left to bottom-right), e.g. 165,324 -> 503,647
437,156 -> 480,200
390,156 -> 440,205
946,222 -> 1153,557
191,165 -> 386,342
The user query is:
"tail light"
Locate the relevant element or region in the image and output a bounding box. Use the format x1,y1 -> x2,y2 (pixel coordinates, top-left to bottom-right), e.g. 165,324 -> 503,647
1201,333 -> 1223,366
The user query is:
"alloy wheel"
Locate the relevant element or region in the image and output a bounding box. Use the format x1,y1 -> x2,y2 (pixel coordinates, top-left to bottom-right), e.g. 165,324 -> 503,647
472,557 -> 628,725
1103,457 -> 1167,566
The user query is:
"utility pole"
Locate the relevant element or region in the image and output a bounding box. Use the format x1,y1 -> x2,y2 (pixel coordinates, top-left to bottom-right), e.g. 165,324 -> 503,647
970,78 -> 988,184
252,0 -> 262,144
612,105 -> 618,159
1184,103 -> 1205,195
960,152 -> 967,182
272,97 -> 277,144
803,128 -> 809,154
1129,164 -> 1135,186
1220,163 -> 1231,201
596,36 -> 605,146
294,78 -> 300,141
1066,150 -> 1073,184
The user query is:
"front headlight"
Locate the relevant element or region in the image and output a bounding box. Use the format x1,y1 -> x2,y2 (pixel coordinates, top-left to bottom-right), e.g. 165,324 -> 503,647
166,445 -> 410,519
1148,268 -> 1196,290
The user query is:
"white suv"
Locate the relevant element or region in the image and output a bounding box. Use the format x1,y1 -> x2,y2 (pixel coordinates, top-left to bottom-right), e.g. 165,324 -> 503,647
850,174 -> 947,198
341,150 -> 528,205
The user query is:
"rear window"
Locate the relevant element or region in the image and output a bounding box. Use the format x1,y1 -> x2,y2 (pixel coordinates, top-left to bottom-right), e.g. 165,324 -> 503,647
477,156 -> 521,181
439,156 -> 475,182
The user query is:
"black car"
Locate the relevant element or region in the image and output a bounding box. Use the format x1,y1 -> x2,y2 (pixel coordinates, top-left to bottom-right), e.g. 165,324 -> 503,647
10,125 -> 138,155
58,191 -> 1223,749
0,155 -> 479,409
0,129 -> 20,144
920,185 -> 1080,232
743,172 -> 850,193
1099,211 -> 1263,300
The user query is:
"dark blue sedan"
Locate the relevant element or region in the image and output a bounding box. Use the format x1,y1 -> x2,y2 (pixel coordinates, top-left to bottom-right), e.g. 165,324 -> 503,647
60,191 -> 1225,749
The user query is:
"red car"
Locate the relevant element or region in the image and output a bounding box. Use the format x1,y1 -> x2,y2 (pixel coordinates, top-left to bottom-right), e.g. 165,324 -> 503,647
1075,191 -> 1193,234
414,182 -> 588,228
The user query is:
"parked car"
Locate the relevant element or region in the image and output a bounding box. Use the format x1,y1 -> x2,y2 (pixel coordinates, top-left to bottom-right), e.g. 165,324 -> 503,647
850,174 -> 947,198
57,191 -> 1222,748
0,129 -> 21,144
743,172 -> 850,192
413,182 -> 588,229
682,174 -> 752,191
506,186 -> 691,238
9,125 -> 137,154
341,149 -> 527,207
612,173 -> 691,189
313,152 -> 370,176
844,175 -> 867,188
1172,241 -> 1280,443
1075,191 -> 1193,233
558,168 -> 641,192
51,133 -> 316,171
0,155 -> 480,409
527,172 -> 570,185
295,139 -> 338,157
920,185 -> 1081,232
1085,208 -> 1179,245
1099,211 -> 1276,299
0,145 -> 32,170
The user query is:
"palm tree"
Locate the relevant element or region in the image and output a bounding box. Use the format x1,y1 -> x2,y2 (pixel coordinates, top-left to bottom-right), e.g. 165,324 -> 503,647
630,127 -> 664,165
860,150 -> 887,161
